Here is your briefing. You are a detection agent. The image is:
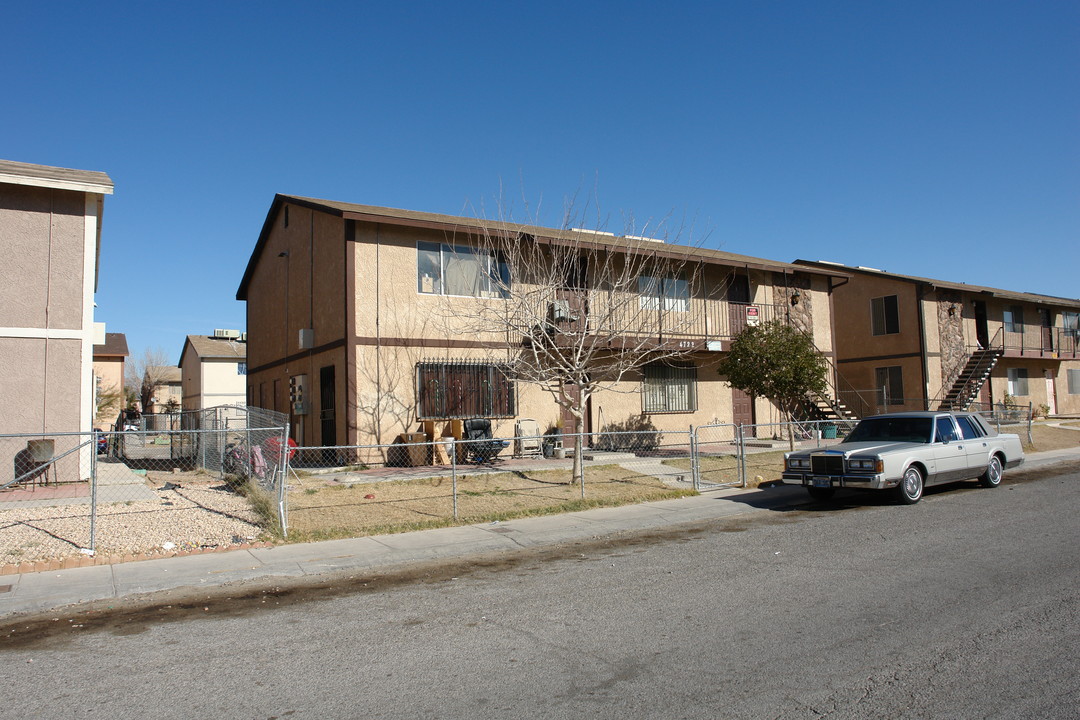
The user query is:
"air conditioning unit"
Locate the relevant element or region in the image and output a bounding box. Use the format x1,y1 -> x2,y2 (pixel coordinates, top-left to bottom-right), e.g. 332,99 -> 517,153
214,329 -> 241,339
549,300 -> 575,323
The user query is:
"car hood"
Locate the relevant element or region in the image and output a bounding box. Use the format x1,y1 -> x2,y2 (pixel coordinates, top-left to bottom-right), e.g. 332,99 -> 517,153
793,441 -> 926,457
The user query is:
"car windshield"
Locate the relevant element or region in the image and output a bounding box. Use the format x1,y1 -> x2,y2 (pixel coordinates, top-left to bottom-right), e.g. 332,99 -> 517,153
846,417 -> 933,444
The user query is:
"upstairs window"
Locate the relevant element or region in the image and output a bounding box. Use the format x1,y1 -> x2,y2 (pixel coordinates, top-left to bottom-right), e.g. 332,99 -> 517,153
417,241 -> 510,298
639,275 -> 690,312
1003,305 -> 1024,333
871,295 -> 900,336
1062,311 -> 1078,338
643,362 -> 697,413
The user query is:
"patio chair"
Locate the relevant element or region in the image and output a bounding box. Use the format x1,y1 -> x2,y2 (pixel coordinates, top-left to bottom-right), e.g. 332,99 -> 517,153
461,419 -> 510,464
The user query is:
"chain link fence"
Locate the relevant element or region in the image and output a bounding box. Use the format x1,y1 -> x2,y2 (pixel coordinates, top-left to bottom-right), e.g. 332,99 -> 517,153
1,406 -> 287,568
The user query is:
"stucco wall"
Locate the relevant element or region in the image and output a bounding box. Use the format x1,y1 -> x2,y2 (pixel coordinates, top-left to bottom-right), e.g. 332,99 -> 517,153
0,337 -> 83,434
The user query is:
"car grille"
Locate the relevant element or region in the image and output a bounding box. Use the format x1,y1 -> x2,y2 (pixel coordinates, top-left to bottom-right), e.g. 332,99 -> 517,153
811,454 -> 845,475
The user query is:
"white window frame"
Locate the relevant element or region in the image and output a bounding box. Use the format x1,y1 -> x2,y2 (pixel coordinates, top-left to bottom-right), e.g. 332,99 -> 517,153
417,241 -> 510,299
639,275 -> 690,312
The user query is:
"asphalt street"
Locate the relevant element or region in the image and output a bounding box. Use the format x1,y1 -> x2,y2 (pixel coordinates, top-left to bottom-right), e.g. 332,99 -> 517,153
0,466 -> 1076,719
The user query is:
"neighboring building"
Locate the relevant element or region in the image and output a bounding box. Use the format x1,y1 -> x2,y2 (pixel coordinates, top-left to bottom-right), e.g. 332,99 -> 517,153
795,261 -> 1080,417
179,331 -> 248,411
92,332 -> 129,426
0,159 -> 114,436
237,195 -> 849,449
146,366 -> 182,414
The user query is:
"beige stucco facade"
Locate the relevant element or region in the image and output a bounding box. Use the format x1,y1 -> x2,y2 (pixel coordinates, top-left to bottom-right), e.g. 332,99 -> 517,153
179,335 -> 248,411
240,196 -> 847,450
0,160 -> 113,439
796,261 -> 1080,417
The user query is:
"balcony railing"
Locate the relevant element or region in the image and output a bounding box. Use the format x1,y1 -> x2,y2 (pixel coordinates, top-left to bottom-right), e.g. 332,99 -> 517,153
1000,326 -> 1079,358
578,296 -> 790,346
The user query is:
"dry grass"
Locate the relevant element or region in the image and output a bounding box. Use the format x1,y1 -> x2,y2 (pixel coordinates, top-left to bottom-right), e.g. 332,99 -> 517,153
284,465 -> 695,542
1025,423 -> 1080,452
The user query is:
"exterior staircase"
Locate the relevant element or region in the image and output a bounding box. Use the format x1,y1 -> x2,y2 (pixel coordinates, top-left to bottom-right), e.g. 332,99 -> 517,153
802,390 -> 858,423
937,348 -> 1002,411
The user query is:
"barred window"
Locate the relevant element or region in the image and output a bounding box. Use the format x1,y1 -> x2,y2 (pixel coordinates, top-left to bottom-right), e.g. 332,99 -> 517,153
417,361 -> 516,419
643,362 -> 697,413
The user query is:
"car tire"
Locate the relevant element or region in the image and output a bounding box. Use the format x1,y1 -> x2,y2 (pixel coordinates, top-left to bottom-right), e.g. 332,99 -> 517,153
979,455 -> 1003,488
896,466 -> 924,504
807,486 -> 835,501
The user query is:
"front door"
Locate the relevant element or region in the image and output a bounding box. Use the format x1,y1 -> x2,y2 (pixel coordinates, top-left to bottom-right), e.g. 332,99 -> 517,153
320,365 -> 336,447
727,274 -> 751,336
1046,370 -> 1057,415
731,387 -> 755,437
1040,309 -> 1054,352
559,382 -> 591,449
974,301 -> 989,348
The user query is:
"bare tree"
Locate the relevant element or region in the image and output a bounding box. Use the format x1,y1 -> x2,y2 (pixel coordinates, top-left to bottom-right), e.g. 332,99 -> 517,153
440,207 -> 713,488
125,348 -> 174,415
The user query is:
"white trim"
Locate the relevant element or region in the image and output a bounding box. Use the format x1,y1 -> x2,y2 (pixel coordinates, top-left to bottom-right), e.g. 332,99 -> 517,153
0,172 -> 113,195
80,195 -> 98,433
0,326 -> 86,339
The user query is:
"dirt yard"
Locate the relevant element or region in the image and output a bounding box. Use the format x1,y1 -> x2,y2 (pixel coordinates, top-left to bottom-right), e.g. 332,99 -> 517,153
284,465 -> 694,542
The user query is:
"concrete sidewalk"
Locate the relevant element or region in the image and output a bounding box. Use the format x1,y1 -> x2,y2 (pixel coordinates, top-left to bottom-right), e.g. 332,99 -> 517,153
1,448 -> 1074,618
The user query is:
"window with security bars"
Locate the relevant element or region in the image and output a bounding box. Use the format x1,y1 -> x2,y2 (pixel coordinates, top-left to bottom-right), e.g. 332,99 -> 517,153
642,362 -> 697,413
417,361 -> 516,419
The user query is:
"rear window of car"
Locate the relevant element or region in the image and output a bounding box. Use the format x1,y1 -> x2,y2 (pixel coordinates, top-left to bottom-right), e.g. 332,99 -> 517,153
955,415 -> 984,440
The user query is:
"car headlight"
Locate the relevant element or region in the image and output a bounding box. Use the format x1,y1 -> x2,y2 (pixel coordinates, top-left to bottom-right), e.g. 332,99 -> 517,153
786,457 -> 811,470
848,458 -> 883,472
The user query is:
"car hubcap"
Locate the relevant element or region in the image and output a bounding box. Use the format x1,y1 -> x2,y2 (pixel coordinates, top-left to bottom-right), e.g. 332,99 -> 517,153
989,459 -> 1001,484
904,470 -> 921,498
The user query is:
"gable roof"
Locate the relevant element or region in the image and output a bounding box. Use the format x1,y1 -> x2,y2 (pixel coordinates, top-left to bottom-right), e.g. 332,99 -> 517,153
180,335 -> 247,366
0,159 -> 114,195
795,260 -> 1080,309
93,333 -> 129,357
237,194 -> 849,300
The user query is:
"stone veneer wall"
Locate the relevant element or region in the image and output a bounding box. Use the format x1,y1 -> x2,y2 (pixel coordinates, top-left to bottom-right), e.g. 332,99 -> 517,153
773,273 -> 813,336
937,291 -> 967,395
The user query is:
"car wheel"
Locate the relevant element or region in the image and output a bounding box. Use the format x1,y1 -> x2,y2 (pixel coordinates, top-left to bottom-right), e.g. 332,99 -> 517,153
807,486 -> 835,501
896,466 -> 924,504
979,455 -> 1003,488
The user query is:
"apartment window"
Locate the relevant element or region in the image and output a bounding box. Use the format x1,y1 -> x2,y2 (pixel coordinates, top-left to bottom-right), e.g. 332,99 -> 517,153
643,362 -> 698,413
1007,368 -> 1029,396
417,361 -> 515,419
639,275 -> 690,312
1063,312 -> 1079,338
871,295 -> 900,336
417,241 -> 510,298
1004,305 -> 1024,333
875,366 -> 904,406
237,363 -> 247,375
1068,369 -> 1080,395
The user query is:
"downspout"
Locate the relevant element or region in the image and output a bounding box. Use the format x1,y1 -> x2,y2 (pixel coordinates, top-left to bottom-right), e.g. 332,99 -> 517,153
916,283 -> 930,410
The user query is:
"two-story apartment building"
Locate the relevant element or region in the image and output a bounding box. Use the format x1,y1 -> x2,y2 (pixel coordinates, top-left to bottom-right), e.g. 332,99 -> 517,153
238,195 -> 848,449
0,159 -> 113,437
795,261 -> 1080,416
179,332 -> 248,411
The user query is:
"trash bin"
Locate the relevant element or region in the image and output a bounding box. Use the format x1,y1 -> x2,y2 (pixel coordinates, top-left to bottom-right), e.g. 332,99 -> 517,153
822,424 -> 838,439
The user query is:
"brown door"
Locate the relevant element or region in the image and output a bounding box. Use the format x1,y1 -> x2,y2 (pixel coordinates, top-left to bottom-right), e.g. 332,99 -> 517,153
1040,309 -> 1053,352
732,387 -> 755,437
559,382 -> 591,449
727,274 -> 751,336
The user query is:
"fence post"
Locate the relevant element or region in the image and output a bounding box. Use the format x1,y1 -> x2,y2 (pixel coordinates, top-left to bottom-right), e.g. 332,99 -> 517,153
279,423 -> 290,537
90,432 -> 98,555
690,425 -> 699,492
450,438 -> 458,519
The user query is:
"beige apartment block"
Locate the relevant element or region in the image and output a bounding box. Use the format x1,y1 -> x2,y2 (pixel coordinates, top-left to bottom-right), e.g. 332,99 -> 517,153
92,332 -> 129,427
238,195 -> 851,450
179,332 -> 248,411
0,159 -> 113,437
795,261 -> 1080,417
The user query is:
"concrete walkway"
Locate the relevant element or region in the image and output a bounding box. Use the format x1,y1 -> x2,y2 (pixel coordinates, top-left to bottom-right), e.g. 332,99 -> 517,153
1,446 -> 1075,619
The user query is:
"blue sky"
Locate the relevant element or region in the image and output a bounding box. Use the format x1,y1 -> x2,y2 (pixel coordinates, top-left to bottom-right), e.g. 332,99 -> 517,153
4,1 -> 1077,362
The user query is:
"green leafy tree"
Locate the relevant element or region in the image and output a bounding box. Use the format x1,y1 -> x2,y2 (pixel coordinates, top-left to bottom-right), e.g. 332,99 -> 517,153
717,320 -> 828,448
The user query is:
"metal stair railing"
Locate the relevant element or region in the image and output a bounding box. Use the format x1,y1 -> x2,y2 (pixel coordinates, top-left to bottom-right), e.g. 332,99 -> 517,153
933,328 -> 1003,411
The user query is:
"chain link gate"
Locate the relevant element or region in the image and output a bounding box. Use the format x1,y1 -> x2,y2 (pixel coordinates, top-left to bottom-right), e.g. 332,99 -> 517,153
690,423 -> 746,490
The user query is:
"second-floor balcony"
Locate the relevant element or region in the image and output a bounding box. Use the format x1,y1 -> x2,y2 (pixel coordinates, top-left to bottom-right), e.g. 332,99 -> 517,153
549,294 -> 791,349
998,326 -> 1079,359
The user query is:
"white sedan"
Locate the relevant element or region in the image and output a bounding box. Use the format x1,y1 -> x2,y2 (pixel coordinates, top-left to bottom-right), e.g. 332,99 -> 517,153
781,411 -> 1025,504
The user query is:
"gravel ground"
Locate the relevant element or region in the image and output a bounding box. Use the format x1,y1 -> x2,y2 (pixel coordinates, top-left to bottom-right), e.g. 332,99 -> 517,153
0,475 -> 264,565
